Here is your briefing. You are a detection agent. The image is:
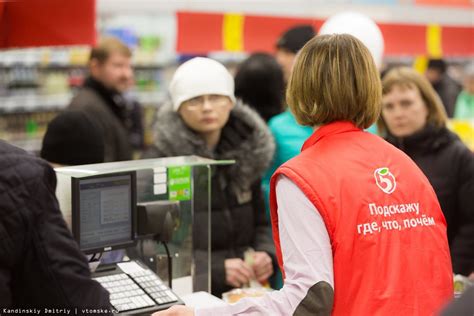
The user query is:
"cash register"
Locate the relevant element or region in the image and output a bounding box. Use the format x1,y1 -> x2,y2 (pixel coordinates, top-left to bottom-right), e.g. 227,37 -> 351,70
71,170 -> 184,314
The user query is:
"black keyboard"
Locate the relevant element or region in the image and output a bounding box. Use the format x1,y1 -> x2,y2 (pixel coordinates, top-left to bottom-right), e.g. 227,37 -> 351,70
93,261 -> 183,314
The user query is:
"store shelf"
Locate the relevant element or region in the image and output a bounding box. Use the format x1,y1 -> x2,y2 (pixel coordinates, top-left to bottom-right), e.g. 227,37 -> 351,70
0,64 -> 166,69
0,94 -> 72,113
134,90 -> 168,105
0,91 -> 168,114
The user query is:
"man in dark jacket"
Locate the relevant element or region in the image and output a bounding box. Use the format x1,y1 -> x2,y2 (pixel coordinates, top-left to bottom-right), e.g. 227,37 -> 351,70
275,24 -> 315,83
0,140 -> 111,310
425,58 -> 462,118
69,37 -> 143,162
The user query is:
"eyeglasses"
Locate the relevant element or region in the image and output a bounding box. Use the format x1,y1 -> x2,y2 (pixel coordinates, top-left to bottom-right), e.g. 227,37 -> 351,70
182,95 -> 231,110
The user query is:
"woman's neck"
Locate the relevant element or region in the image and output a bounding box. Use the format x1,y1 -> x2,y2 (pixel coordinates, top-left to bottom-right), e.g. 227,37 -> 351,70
202,130 -> 222,150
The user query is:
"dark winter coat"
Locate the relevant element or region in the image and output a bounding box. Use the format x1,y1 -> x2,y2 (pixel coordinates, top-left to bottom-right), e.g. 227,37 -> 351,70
433,75 -> 462,118
386,125 -> 474,276
0,140 -> 111,310
69,77 -> 143,162
144,102 -> 277,297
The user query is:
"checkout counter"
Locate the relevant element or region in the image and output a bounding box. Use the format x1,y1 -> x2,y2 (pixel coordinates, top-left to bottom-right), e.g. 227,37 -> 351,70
54,156 -> 233,314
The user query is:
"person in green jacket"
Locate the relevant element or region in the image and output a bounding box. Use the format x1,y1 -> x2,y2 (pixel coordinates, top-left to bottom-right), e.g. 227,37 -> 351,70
454,64 -> 474,120
260,25 -> 316,289
263,25 -> 316,205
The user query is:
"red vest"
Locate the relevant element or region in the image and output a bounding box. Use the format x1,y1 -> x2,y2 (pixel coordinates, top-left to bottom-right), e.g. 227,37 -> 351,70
270,121 -> 453,315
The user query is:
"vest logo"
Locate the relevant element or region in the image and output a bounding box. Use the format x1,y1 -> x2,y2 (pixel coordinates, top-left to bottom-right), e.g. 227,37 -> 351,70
374,167 -> 396,194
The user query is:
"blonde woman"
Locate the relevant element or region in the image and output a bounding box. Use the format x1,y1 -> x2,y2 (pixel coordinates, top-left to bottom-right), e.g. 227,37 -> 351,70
379,66 -> 474,279
155,35 -> 453,316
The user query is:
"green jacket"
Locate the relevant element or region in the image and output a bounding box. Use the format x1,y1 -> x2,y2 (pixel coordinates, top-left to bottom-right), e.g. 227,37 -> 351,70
262,110 -> 314,209
454,91 -> 474,120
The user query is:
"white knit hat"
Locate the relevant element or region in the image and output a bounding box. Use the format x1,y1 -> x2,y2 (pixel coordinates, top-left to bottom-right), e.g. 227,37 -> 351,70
169,57 -> 236,111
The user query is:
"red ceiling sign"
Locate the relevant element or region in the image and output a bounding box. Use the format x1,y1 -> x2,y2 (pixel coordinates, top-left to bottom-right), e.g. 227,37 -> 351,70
243,16 -> 323,53
377,23 -> 427,56
176,11 -> 474,57
177,11 -> 223,54
0,0 -> 96,49
415,0 -> 471,7
442,26 -> 474,56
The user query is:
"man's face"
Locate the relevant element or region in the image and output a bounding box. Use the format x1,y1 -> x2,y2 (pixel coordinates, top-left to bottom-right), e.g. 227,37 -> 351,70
275,48 -> 296,83
425,68 -> 442,85
90,52 -> 133,93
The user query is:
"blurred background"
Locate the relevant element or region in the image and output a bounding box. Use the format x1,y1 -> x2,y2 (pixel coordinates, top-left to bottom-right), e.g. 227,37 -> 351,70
0,0 -> 472,154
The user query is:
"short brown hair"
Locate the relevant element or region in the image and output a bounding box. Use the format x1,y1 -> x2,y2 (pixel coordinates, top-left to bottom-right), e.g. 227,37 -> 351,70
286,34 -> 381,129
377,67 -> 447,135
89,37 -> 132,64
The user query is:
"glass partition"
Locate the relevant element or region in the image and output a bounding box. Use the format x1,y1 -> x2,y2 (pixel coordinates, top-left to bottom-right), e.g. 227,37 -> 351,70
55,155 -> 234,294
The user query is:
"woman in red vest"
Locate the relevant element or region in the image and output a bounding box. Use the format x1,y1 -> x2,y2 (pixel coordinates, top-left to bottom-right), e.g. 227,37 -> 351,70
154,34 -> 453,316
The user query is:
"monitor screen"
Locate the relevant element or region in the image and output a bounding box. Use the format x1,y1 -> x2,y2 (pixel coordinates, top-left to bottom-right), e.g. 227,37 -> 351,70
72,171 -> 136,254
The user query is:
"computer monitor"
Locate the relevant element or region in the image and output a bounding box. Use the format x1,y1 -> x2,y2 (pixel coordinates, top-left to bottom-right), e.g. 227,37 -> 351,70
71,171 -> 137,254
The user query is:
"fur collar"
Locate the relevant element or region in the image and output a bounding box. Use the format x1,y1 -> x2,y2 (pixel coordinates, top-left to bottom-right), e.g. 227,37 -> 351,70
151,101 -> 275,190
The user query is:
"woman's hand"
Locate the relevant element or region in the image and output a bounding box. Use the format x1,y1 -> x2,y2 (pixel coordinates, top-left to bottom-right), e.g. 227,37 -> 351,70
252,252 -> 273,284
225,258 -> 255,288
152,305 -> 194,316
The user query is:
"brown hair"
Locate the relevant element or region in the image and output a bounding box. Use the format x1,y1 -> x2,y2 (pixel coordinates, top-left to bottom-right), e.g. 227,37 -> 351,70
89,37 -> 132,64
286,34 -> 381,129
377,67 -> 447,135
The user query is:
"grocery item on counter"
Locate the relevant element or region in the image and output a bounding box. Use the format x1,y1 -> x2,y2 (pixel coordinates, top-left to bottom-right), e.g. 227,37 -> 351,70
222,288 -> 272,304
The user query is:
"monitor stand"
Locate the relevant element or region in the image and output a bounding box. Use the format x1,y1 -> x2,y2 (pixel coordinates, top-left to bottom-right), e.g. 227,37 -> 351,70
88,259 -> 101,273
94,263 -> 117,273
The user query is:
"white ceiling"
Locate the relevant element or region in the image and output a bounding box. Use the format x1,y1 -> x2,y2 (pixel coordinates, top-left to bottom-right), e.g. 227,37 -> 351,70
97,0 -> 474,26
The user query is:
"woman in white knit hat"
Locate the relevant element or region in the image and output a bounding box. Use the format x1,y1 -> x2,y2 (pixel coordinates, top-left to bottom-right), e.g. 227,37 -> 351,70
144,57 -> 277,298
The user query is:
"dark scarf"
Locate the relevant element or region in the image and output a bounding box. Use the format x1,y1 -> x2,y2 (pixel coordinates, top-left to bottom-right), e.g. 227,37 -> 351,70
83,77 -> 131,128
83,77 -> 143,149
385,124 -> 455,155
